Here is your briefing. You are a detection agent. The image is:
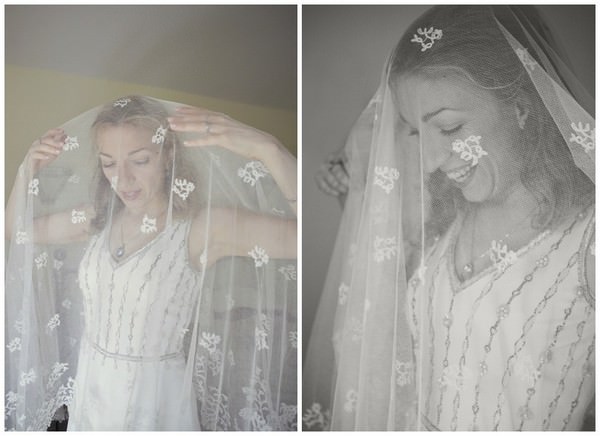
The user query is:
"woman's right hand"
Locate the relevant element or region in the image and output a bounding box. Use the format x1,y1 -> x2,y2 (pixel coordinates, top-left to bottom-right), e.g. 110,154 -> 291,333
25,128 -> 66,174
315,149 -> 350,197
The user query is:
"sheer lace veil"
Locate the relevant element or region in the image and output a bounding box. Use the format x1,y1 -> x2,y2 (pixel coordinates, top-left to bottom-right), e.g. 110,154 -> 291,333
6,96 -> 297,430
303,6 -> 594,430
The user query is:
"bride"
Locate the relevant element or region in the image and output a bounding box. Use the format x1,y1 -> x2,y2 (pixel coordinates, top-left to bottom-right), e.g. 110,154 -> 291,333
304,6 -> 594,431
6,96 -> 297,430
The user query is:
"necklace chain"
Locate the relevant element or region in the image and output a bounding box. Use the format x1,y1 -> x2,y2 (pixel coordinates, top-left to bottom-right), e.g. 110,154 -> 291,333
114,209 -> 167,260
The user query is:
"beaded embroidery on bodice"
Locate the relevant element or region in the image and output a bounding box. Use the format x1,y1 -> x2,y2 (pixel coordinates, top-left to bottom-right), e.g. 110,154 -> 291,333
78,220 -> 199,359
408,207 -> 595,431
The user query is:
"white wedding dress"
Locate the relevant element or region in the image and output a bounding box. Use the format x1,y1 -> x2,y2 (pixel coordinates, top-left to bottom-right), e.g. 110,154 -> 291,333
68,220 -> 201,430
408,206 -> 595,431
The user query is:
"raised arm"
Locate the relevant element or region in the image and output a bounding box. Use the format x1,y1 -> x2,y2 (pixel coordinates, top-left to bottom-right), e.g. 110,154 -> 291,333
188,207 -> 296,270
6,128 -> 92,244
168,106 -> 297,214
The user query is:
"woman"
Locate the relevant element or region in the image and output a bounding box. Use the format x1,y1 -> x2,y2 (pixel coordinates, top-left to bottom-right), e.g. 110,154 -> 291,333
6,96 -> 297,430
304,6 -> 594,431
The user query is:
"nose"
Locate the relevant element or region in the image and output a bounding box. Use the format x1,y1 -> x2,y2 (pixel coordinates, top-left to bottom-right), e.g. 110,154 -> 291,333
420,136 -> 452,174
117,162 -> 135,186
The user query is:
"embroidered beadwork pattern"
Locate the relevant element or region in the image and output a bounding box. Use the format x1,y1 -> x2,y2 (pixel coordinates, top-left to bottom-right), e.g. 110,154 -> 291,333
468,215 -> 581,429
514,291 -> 584,430
542,311 -> 592,430
492,251 -> 579,429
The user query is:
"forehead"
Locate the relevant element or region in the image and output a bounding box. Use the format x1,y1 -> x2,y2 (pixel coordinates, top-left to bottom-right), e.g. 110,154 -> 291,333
394,73 -> 500,121
96,123 -> 156,154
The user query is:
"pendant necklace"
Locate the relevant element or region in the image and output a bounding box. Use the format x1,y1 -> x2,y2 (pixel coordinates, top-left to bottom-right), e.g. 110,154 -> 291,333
114,220 -> 141,260
113,208 -> 167,261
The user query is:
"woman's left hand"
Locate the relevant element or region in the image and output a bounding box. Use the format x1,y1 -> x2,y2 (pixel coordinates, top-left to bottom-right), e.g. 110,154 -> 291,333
168,106 -> 278,161
169,106 -> 297,214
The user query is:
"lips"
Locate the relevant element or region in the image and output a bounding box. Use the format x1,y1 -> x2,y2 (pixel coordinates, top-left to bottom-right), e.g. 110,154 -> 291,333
120,190 -> 141,201
445,164 -> 476,184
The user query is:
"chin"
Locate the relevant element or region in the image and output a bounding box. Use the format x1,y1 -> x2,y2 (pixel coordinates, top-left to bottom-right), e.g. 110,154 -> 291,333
461,172 -> 493,203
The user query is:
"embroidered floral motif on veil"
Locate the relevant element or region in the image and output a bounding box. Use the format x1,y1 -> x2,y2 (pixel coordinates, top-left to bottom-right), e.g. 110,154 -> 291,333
28,178 -> 39,196
249,246 -> 269,267
113,98 -> 131,108
238,161 -> 269,186
62,136 -> 79,151
343,389 -> 359,413
35,252 -> 48,270
569,122 -> 595,154
140,214 -> 157,233
515,48 -> 537,72
71,209 -> 87,224
172,178 -> 196,200
489,240 -> 517,274
411,27 -> 443,52
302,403 -> 330,430
395,360 -> 415,386
373,166 -> 400,194
373,235 -> 398,262
151,125 -> 167,145
452,135 -> 488,166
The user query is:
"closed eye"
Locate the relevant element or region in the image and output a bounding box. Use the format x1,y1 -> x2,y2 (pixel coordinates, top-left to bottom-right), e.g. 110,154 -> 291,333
440,124 -> 463,136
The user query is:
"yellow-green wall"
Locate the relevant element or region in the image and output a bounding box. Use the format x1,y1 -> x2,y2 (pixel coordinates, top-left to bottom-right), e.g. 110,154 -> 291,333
6,65 -> 297,199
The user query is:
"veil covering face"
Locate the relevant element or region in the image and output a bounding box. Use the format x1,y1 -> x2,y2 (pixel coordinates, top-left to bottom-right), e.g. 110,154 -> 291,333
303,6 -> 594,431
5,96 -> 297,430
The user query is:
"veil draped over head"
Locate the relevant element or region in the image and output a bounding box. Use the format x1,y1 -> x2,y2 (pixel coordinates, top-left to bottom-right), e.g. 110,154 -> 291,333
6,96 -> 297,430
303,6 -> 594,431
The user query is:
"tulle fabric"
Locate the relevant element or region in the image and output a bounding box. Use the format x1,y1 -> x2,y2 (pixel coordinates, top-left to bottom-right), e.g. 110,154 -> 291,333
303,6 -> 594,431
5,96 -> 297,430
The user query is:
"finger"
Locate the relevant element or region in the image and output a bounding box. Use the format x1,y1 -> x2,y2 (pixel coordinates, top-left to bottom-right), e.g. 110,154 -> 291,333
182,132 -> 225,147
41,134 -> 66,148
169,114 -> 233,130
331,164 -> 350,186
325,172 -> 343,190
315,174 -> 340,197
29,151 -> 53,161
35,144 -> 62,156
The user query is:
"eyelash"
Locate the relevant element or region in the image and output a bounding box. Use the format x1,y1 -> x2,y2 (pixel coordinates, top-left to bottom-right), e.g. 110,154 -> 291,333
440,124 -> 463,136
102,158 -> 149,168
408,124 -> 464,137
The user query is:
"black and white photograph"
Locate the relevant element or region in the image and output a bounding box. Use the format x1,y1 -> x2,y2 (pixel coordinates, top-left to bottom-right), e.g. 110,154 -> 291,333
303,5 -> 595,431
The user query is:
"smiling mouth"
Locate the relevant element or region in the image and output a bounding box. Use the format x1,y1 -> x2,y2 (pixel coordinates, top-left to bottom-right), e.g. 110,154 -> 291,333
446,164 -> 476,184
120,190 -> 141,201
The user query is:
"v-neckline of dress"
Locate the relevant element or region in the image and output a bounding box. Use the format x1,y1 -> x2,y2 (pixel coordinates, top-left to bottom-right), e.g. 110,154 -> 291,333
106,219 -> 174,269
446,213 -> 551,294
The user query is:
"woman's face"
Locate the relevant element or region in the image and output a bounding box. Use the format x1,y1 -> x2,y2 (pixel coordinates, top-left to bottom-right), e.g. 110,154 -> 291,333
97,124 -> 167,214
394,74 -> 524,205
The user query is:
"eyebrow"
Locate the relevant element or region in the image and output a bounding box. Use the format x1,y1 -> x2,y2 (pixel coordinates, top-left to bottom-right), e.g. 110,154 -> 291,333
99,147 -> 151,158
397,107 -> 461,127
421,107 -> 458,123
